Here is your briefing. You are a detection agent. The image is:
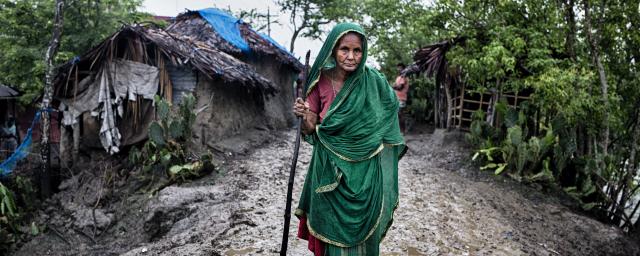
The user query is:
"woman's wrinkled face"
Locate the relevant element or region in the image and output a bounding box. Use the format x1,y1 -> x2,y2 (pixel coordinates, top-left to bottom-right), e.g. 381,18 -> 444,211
334,33 -> 363,74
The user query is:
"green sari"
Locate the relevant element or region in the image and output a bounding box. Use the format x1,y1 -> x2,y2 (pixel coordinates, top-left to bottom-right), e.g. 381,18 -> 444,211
295,23 -> 407,255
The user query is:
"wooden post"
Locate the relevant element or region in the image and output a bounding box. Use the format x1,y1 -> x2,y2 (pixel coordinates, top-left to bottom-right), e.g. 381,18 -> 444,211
41,0 -> 64,198
459,85 -> 465,129
445,83 -> 453,130
12,100 -> 20,144
72,119 -> 80,163
267,7 -> 271,37
433,83 -> 440,128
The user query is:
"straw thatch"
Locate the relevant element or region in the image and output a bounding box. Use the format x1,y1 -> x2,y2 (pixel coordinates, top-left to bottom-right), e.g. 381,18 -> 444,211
53,24 -> 278,98
402,37 -> 466,129
403,37 -> 466,85
168,11 -> 303,71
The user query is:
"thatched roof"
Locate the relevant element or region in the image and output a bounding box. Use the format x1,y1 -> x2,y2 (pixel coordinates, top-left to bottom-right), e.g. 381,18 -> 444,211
168,10 -> 303,71
0,84 -> 19,99
53,24 -> 278,98
403,37 -> 466,86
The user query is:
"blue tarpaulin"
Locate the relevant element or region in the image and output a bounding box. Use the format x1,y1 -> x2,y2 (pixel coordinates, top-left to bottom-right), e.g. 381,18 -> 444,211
0,110 -> 41,178
198,8 -> 251,53
197,8 -> 295,58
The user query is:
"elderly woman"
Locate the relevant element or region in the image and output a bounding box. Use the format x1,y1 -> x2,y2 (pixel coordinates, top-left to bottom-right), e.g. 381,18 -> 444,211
293,23 -> 406,255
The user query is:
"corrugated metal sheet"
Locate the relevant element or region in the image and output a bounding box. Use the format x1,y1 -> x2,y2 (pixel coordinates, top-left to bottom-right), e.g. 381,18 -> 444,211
167,64 -> 197,105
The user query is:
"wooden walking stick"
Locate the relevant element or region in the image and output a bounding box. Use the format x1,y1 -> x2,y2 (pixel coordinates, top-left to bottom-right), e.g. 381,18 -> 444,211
280,50 -> 311,256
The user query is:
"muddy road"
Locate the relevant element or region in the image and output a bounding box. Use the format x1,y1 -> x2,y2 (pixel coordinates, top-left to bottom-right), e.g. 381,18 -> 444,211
12,129 -> 639,255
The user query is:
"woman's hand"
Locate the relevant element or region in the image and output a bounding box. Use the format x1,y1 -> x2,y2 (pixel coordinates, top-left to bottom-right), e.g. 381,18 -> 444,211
293,98 -> 310,117
293,97 -> 318,135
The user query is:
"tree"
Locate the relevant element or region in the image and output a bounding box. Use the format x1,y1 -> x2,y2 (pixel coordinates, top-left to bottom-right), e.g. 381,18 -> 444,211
276,0 -> 349,53
0,0 -> 148,104
311,0 -> 640,230
426,0 -> 640,230
40,0 -> 64,198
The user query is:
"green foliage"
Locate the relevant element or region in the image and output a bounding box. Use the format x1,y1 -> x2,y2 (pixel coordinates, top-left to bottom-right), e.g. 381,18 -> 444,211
471,104 -> 556,181
405,76 -> 435,123
349,0 -> 435,76
551,115 -> 576,174
465,109 -> 499,149
0,182 -> 17,251
0,183 -> 16,219
0,174 -> 40,251
275,0 -> 352,52
148,122 -> 165,146
0,0 -> 149,104
129,94 -> 212,183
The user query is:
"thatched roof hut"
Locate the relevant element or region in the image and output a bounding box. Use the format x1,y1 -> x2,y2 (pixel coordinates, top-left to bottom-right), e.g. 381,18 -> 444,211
404,37 -> 530,130
167,9 -> 302,71
54,25 -> 278,98
0,84 -> 19,142
403,38 -> 463,129
53,8 -> 302,160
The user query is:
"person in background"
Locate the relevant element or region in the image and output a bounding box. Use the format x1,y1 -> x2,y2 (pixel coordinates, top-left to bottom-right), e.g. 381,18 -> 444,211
392,63 -> 410,132
1,116 -> 17,159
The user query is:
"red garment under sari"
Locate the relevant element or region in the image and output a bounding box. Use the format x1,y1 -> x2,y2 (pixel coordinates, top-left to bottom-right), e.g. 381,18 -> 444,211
297,217 -> 324,255
297,74 -> 336,255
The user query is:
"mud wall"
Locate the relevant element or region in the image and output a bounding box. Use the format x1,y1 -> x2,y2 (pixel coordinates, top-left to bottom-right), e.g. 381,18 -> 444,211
192,76 -> 265,146
64,59 -> 297,157
243,57 -> 297,129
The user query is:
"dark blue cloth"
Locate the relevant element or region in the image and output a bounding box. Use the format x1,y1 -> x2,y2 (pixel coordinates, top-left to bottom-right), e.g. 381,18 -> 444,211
0,111 -> 41,178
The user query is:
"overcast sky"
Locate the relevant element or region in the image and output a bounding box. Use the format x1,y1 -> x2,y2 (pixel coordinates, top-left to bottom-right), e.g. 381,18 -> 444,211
141,0 -> 324,61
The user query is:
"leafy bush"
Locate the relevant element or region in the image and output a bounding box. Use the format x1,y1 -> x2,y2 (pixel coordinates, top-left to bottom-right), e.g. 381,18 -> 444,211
406,76 -> 435,123
129,94 -> 214,182
468,106 -> 602,211
469,104 -> 556,181
0,175 -> 40,252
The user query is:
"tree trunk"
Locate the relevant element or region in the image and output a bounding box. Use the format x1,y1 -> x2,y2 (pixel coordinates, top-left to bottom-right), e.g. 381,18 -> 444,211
41,0 -> 64,198
565,0 -> 589,156
583,0 -> 609,155
289,27 -> 302,53
563,0 -> 577,62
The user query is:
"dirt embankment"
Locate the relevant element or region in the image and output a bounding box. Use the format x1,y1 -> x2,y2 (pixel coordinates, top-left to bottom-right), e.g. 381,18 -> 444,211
10,128 -> 639,256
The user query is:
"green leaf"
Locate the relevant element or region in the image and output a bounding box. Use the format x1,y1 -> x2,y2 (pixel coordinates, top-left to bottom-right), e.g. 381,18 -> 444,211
169,120 -> 184,140
148,122 -> 165,146
481,163 -> 497,170
494,163 -> 508,175
516,143 -> 528,173
30,222 -> 39,235
156,97 -> 171,121
160,150 -> 172,167
507,126 -> 523,146
581,203 -> 597,211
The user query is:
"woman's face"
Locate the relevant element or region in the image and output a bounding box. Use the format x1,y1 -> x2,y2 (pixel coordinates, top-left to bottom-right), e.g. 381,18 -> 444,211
334,33 -> 363,74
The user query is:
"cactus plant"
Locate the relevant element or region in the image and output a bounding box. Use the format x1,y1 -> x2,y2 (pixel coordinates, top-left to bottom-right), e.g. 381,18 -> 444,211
128,93 -> 213,183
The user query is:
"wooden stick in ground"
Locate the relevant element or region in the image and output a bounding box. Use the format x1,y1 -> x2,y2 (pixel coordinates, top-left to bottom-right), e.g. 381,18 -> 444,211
280,50 -> 310,256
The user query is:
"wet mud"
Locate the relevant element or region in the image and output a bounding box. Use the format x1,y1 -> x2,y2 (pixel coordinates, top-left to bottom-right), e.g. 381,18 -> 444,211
10,128 -> 639,256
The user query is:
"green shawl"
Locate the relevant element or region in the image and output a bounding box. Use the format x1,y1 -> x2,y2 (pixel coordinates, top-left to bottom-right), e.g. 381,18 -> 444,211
295,23 -> 407,249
